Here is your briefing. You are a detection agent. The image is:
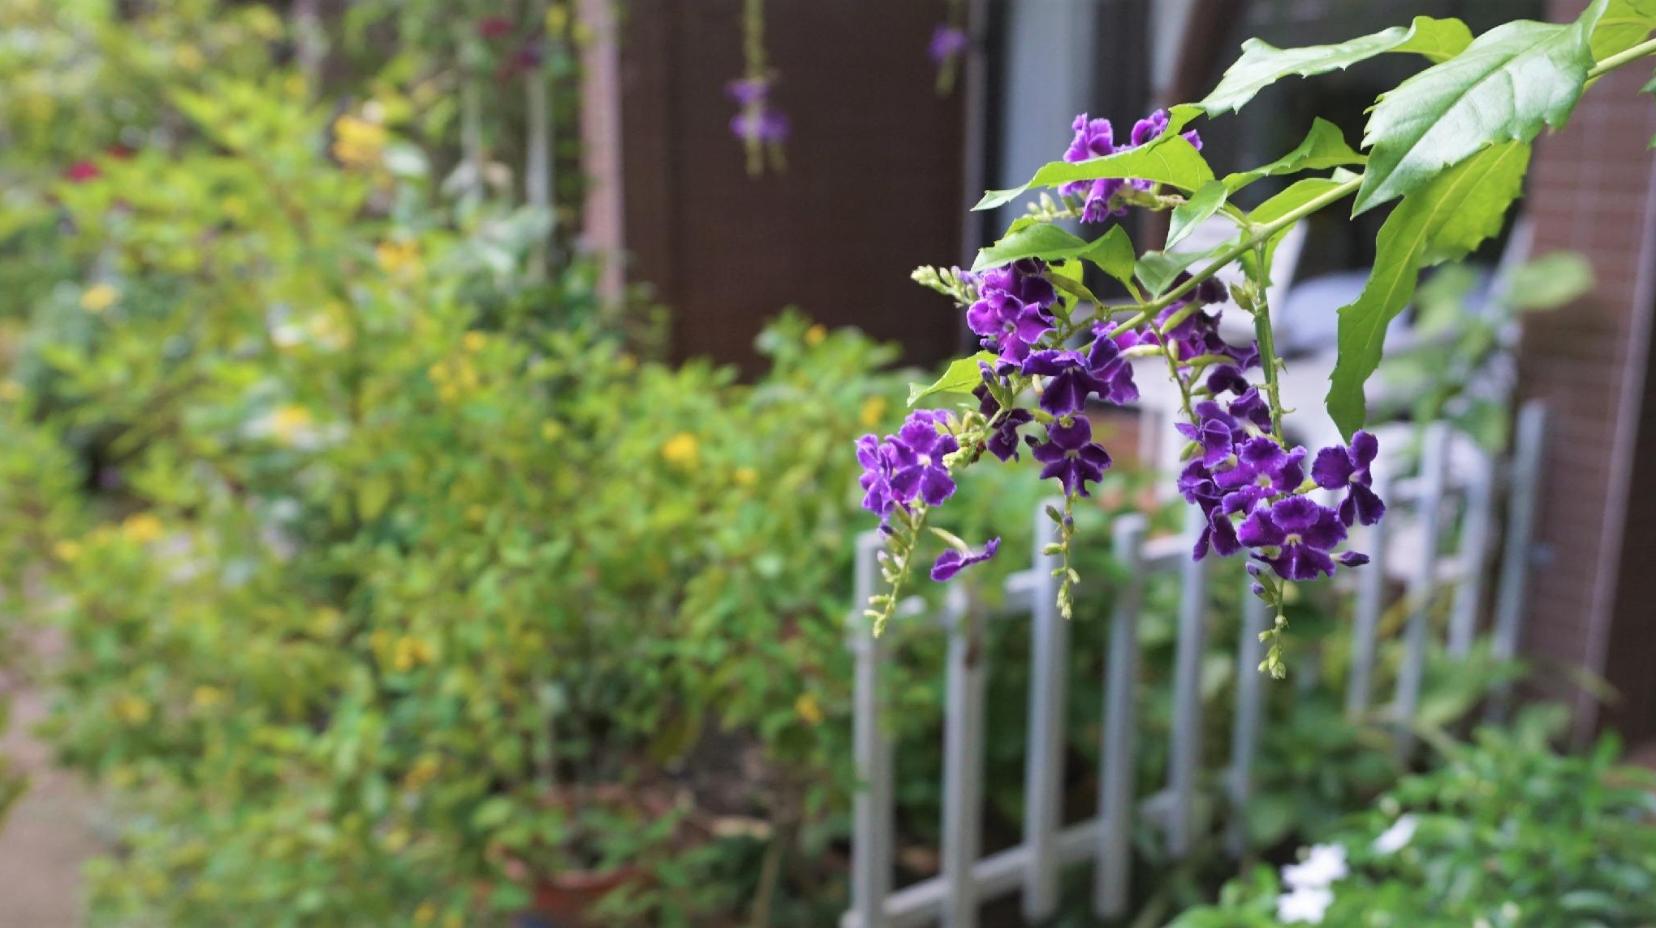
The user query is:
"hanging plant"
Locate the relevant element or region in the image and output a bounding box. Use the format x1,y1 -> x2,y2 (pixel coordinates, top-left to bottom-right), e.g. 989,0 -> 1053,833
728,0 -> 787,175
859,0 -> 1656,677
930,0 -> 969,95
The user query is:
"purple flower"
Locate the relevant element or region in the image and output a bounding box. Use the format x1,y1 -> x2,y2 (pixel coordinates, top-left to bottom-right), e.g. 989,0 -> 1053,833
856,410 -> 958,524
1312,430 -> 1385,527
1176,401 -> 1244,468
890,410 -> 958,507
1214,437 -> 1307,515
1021,331 -> 1139,416
1058,110 -> 1204,223
976,385 -> 1034,462
726,77 -> 770,105
929,24 -> 969,63
931,536 -> 999,581
731,108 -> 789,144
966,260 -> 1056,364
1238,496 -> 1347,581
1227,388 -> 1272,432
1032,416 -> 1111,496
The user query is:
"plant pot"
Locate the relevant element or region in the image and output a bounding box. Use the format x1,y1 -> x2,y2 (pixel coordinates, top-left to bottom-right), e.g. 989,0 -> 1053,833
519,865 -> 644,928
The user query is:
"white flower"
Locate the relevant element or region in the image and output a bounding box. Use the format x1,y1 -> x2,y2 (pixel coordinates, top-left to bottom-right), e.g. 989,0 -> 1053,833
1276,886 -> 1334,924
1372,814 -> 1417,855
1282,843 -> 1348,890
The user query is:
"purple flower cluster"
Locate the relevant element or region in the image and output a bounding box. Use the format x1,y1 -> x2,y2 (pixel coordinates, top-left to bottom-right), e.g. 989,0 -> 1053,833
727,77 -> 789,144
1062,109 -> 1203,223
1175,389 -> 1383,579
857,409 -> 958,523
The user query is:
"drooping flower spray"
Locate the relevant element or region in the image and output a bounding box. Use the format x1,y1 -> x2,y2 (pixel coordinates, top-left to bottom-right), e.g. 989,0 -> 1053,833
729,0 -> 787,175
929,0 -> 969,95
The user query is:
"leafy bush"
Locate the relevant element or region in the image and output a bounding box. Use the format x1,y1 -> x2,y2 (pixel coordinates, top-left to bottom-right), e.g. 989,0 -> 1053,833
1171,709 -> 1656,927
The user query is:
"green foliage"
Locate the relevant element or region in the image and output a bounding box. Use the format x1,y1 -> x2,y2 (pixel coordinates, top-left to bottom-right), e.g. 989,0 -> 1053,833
974,135 -> 1214,211
1196,16 -> 1473,117
1327,142 -> 1531,438
1354,0 -> 1607,213
1170,713 -> 1656,927
1592,0 -> 1656,59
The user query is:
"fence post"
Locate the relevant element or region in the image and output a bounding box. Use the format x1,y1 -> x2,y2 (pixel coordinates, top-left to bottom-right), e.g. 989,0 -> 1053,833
1166,504 -> 1210,858
1448,452 -> 1498,658
1345,473 -> 1392,718
1094,515 -> 1147,919
940,586 -> 985,928
1489,402 -> 1548,721
1021,501 -> 1068,921
850,531 -> 893,928
1394,423 -> 1450,758
1226,590 -> 1271,856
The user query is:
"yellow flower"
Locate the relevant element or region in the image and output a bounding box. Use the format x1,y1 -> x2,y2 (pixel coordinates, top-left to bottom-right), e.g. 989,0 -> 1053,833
270,404 -> 314,446
413,901 -> 437,924
384,828 -> 412,854
310,606 -> 342,638
661,432 -> 699,469
113,694 -> 152,725
0,380 -> 23,402
80,283 -> 119,313
53,540 -> 81,562
333,114 -> 387,169
805,324 -> 827,346
859,395 -> 888,428
392,636 -> 435,672
540,421 -> 564,442
404,754 -> 441,791
191,686 -> 224,710
462,331 -> 488,353
120,513 -> 164,544
733,466 -> 757,487
375,239 -> 421,276
465,504 -> 487,525
794,692 -> 824,726
173,43 -> 205,73
616,353 -> 637,373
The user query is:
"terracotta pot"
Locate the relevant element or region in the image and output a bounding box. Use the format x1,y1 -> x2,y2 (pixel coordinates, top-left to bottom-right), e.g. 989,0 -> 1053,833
523,865 -> 644,928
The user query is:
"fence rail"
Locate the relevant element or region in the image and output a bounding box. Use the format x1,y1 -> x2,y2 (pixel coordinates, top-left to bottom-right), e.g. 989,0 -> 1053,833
843,404 -> 1548,928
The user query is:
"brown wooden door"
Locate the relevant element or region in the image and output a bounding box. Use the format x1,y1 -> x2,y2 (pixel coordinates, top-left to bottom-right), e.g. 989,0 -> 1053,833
615,0 -> 969,372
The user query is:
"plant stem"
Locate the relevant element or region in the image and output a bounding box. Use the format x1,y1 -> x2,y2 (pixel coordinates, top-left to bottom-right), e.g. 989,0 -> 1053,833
1587,35 -> 1656,81
1116,175 -> 1362,332
1249,243 -> 1287,443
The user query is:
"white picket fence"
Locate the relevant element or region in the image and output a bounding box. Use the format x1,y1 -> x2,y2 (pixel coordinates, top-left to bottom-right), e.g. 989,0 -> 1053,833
842,402 -> 1548,928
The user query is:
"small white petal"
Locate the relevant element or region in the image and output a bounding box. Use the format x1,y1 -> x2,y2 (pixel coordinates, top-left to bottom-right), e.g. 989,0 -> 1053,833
1276,886 -> 1334,924
1372,814 -> 1417,855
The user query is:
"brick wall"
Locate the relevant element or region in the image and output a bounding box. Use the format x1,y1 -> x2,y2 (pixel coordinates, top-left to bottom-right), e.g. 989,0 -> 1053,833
1516,0 -> 1656,742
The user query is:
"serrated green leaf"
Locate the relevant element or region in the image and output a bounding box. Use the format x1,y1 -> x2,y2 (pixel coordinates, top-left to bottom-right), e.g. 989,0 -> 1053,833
1327,142 -> 1530,437
974,135 -> 1213,211
1221,118 -> 1365,192
1198,16 -> 1473,116
1591,0 -> 1656,59
1166,181 -> 1230,250
1354,0 -> 1606,214
909,352 -> 995,406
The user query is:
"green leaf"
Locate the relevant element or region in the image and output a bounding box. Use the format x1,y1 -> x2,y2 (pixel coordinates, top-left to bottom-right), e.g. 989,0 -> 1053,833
1354,0 -> 1606,214
973,222 -> 1136,278
1591,0 -> 1656,59
1505,251 -> 1594,310
1079,224 -> 1137,289
1221,118 -> 1365,192
974,135 -> 1214,211
1197,16 -> 1473,116
1327,142 -> 1531,437
1166,181 -> 1230,250
909,352 -> 995,406
1135,248 -> 1216,297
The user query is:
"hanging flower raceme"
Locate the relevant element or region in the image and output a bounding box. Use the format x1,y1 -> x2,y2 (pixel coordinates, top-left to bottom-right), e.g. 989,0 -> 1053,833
727,76 -> 789,173
858,106 -> 1390,655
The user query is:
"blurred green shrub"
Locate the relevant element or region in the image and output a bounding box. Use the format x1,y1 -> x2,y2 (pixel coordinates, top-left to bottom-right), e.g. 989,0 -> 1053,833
1170,708 -> 1656,927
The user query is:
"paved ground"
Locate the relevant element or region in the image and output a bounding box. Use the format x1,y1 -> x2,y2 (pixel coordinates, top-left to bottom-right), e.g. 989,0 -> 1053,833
0,633 -> 102,928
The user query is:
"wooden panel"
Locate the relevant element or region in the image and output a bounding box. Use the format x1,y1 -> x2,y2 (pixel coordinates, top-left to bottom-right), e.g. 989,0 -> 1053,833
618,0 -> 968,372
